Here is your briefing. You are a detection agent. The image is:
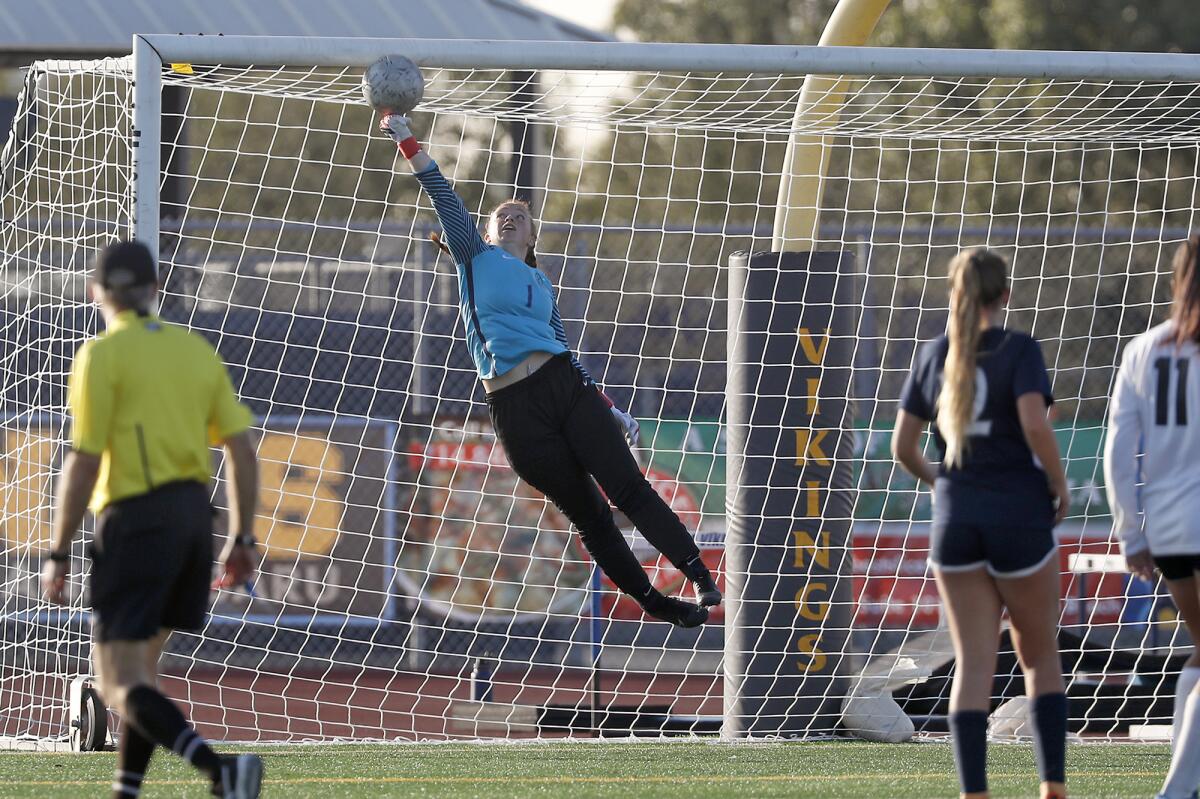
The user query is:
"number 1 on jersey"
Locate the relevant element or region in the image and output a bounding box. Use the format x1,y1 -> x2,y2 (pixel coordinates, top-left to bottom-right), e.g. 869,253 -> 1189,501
1154,357 -> 1190,426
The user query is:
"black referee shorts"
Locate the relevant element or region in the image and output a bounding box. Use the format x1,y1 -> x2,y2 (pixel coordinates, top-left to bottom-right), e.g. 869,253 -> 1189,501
89,481 -> 214,643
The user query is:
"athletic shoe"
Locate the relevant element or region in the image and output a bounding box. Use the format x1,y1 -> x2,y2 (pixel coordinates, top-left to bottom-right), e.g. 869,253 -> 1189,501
680,556 -> 722,607
643,594 -> 709,628
215,753 -> 263,799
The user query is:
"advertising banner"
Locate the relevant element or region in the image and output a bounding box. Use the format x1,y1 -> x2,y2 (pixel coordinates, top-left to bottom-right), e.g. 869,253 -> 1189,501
213,418 -> 397,623
0,418 -> 396,624
3,415 -> 1132,636
851,528 -> 1129,630
393,416 -> 726,626
395,417 -> 592,622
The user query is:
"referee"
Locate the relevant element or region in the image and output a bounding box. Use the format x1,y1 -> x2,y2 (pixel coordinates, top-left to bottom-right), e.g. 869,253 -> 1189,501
40,240 -> 263,799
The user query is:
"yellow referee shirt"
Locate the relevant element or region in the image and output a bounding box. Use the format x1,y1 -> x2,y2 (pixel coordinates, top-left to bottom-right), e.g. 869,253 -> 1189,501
67,311 -> 253,511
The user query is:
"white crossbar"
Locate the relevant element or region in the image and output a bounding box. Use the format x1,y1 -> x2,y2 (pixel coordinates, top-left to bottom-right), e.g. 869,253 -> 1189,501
135,35 -> 1200,82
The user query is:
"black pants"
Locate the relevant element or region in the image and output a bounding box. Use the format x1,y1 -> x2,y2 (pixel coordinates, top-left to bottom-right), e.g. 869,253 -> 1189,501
486,353 -> 701,599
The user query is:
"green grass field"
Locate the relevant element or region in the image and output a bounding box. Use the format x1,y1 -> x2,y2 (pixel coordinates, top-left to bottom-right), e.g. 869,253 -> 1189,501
0,741 -> 1171,798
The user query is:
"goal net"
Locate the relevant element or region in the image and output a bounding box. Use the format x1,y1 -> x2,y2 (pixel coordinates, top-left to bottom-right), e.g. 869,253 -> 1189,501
2,38 -> 1197,746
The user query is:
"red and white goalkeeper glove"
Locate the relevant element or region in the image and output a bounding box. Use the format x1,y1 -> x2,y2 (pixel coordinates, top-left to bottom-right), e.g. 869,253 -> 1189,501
379,113 -> 421,159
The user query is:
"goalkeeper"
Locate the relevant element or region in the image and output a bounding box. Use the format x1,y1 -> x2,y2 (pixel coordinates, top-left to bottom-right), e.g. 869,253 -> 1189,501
381,113 -> 719,628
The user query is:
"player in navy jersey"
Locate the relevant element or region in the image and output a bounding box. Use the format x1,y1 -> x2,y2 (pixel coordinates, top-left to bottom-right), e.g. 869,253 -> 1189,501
1105,236 -> 1200,799
378,113 -> 719,628
893,249 -> 1070,799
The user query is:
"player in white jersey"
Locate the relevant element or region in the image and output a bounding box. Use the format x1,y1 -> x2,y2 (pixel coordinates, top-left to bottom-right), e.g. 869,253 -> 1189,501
1104,235 -> 1200,799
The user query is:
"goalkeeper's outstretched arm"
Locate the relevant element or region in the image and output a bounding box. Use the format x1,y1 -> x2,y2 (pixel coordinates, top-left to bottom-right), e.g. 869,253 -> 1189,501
379,114 -> 487,267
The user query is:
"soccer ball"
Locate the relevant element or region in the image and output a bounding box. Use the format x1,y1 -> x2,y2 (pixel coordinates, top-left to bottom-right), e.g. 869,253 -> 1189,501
362,55 -> 425,114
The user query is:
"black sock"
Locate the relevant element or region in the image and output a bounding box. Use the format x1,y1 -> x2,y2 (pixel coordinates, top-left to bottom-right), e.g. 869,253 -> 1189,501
640,586 -> 665,610
680,554 -> 711,579
123,685 -> 220,779
948,709 -> 988,794
112,722 -> 155,798
1029,691 -> 1068,784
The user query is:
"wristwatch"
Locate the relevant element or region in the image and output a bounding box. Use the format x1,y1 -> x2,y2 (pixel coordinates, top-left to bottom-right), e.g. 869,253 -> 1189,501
45,550 -> 70,563
234,533 -> 258,548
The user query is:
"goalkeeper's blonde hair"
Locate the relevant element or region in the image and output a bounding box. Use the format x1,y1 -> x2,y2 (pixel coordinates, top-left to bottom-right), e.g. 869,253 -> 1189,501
938,248 -> 1008,468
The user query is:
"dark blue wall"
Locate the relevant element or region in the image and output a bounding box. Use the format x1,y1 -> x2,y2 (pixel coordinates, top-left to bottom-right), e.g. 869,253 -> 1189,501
0,302 -> 722,422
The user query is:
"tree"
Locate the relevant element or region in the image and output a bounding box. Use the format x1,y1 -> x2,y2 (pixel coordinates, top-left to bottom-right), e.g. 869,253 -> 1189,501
613,0 -> 837,47
595,0 -> 1200,238
614,0 -> 1200,53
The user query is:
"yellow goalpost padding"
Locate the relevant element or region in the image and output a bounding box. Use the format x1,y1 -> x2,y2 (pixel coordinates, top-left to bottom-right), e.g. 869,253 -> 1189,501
773,0 -> 892,251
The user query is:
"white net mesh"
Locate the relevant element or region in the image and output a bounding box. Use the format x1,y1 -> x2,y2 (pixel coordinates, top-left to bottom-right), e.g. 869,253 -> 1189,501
2,52 -> 1198,745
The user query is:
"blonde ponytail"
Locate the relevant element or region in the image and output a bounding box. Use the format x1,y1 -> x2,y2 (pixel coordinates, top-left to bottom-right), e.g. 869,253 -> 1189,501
937,249 -> 1008,468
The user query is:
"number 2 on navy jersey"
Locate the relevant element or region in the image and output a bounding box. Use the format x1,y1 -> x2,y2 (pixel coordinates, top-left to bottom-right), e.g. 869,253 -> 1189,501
968,367 -> 992,436
1154,357 -> 1190,426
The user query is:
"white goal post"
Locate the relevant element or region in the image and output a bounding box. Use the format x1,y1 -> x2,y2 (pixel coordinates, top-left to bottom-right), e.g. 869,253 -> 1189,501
2,34 -> 1199,747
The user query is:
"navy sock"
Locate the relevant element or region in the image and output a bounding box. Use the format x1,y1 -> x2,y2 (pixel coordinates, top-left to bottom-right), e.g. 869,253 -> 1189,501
1029,691 -> 1068,784
123,685 -> 220,779
948,709 -> 989,794
112,722 -> 155,798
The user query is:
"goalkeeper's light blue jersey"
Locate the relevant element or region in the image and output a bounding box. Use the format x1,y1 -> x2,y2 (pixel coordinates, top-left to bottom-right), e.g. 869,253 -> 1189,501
413,161 -> 591,382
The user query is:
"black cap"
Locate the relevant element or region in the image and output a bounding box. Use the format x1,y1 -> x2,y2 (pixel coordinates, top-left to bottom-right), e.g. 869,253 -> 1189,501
94,239 -> 157,289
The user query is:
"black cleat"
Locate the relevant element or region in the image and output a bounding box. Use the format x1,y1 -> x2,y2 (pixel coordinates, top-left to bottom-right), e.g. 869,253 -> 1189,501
680,556 -> 722,608
643,594 -> 709,628
215,754 -> 263,799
